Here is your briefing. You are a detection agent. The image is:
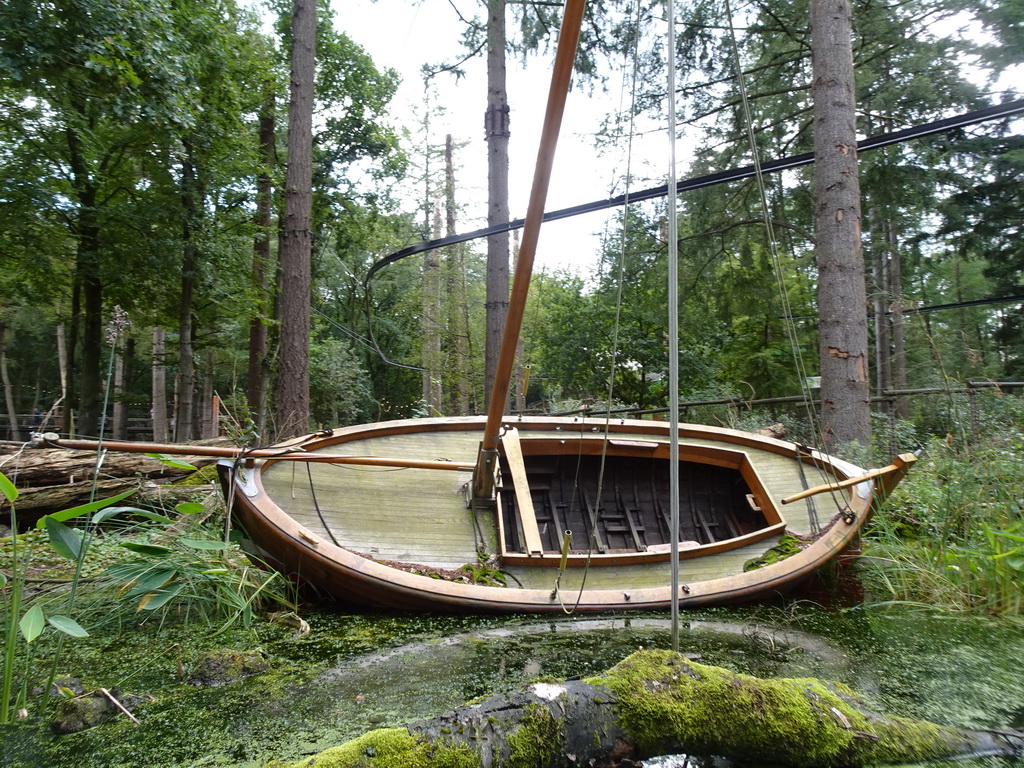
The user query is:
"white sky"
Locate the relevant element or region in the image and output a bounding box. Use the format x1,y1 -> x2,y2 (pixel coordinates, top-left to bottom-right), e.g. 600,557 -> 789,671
330,0 -> 672,274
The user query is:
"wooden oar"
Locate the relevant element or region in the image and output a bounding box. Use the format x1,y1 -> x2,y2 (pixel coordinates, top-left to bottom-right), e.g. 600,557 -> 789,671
781,453 -> 917,504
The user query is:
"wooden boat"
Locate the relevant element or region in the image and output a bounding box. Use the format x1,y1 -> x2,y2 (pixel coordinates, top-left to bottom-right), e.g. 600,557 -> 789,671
215,415 -> 914,612
39,0 -> 915,613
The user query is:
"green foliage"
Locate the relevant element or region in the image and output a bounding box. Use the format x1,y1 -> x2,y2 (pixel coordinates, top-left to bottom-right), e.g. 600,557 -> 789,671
97,502 -> 296,630
0,468 -> 295,723
861,412 -> 1024,615
309,337 -> 376,427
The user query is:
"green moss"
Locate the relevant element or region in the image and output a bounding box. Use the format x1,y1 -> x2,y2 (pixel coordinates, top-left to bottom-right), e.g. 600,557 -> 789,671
276,727 -> 480,768
743,534 -> 804,571
172,463 -> 221,486
187,649 -> 270,686
505,703 -> 562,768
585,648 -> 974,766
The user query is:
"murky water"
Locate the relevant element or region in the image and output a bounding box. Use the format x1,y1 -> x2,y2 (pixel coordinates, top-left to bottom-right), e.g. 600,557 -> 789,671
2,605 -> 1022,767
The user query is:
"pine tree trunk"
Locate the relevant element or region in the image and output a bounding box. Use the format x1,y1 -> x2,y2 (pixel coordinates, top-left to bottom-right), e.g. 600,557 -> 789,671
444,134 -> 470,417
886,220 -> 909,420
422,196 -> 444,414
811,0 -> 871,452
870,212 -> 892,416
152,327 -> 169,443
67,122 -> 103,438
201,349 -> 215,439
249,96 -> 275,438
56,321 -> 68,424
62,282 -> 79,436
274,0 -> 315,440
484,0 -> 510,409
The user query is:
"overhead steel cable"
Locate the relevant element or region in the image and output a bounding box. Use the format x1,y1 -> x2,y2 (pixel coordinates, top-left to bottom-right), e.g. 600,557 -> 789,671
364,98 -> 1024,285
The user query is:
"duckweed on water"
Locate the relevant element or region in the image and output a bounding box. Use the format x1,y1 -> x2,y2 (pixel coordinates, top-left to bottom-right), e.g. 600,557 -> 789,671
1,605 -> 1022,768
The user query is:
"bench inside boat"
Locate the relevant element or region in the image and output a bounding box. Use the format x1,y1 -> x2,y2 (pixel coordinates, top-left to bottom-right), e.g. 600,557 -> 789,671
495,430 -> 786,566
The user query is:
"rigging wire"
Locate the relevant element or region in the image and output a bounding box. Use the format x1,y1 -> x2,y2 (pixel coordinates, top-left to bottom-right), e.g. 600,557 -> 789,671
310,306 -> 385,357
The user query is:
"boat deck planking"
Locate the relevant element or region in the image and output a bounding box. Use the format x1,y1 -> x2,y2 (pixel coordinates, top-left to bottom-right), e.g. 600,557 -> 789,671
262,431 -> 478,571
258,422 -> 850,576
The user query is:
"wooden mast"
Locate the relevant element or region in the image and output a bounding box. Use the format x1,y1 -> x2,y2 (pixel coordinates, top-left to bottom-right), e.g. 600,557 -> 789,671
472,0 -> 588,499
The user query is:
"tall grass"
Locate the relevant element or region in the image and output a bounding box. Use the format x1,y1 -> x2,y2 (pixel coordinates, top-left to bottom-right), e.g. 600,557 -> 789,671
860,397 -> 1024,615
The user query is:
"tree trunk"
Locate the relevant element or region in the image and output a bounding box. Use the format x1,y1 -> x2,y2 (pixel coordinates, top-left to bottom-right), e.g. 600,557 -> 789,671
176,144 -> 200,443
62,280 -> 79,436
112,336 -> 134,440
811,0 -> 871,453
870,211 -> 891,417
249,95 -> 275,438
422,196 -> 444,414
0,323 -> 19,442
56,321 -> 68,428
274,0 -> 315,440
152,327 -> 169,443
444,134 -> 470,417
66,118 -> 103,438
886,220 -> 908,420
484,0 -> 510,409
274,650 -> 1024,768
201,349 -> 216,439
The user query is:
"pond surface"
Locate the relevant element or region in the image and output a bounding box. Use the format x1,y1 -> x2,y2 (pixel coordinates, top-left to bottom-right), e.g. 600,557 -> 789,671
2,604 -> 1023,768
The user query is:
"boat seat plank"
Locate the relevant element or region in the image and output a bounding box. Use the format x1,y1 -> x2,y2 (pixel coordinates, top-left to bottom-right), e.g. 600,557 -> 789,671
502,429 -> 544,556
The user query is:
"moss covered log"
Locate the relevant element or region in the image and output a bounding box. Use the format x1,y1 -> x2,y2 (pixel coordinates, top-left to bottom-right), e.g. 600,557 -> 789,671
269,649 -> 1024,768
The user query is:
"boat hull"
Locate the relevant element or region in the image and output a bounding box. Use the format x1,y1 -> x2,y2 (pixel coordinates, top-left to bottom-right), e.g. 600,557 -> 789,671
222,415 -> 883,613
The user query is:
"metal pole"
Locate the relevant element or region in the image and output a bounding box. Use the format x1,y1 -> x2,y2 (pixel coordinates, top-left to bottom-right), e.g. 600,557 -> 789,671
666,0 -> 681,652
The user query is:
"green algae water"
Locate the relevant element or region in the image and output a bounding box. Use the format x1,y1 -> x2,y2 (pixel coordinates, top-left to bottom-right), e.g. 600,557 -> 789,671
1,606 -> 1022,768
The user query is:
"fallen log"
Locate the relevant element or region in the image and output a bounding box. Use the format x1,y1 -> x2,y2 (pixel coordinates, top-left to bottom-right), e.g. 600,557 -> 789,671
0,447 -> 216,521
0,447 -> 196,488
269,649 -> 1024,768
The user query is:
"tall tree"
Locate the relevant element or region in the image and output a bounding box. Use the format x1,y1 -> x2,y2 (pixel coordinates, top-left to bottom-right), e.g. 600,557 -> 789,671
248,93 -> 276,435
811,0 -> 870,450
422,195 -> 444,413
484,0 -> 511,408
275,0 -> 316,439
444,134 -> 471,416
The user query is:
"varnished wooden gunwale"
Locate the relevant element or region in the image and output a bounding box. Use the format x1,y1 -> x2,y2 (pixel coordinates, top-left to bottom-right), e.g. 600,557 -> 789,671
226,415 -> 876,613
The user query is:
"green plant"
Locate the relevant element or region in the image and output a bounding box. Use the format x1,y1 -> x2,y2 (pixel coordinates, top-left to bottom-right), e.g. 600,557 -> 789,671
460,552 -> 507,587
1,470 -> 91,723
98,501 -> 296,631
860,427 -> 1024,615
